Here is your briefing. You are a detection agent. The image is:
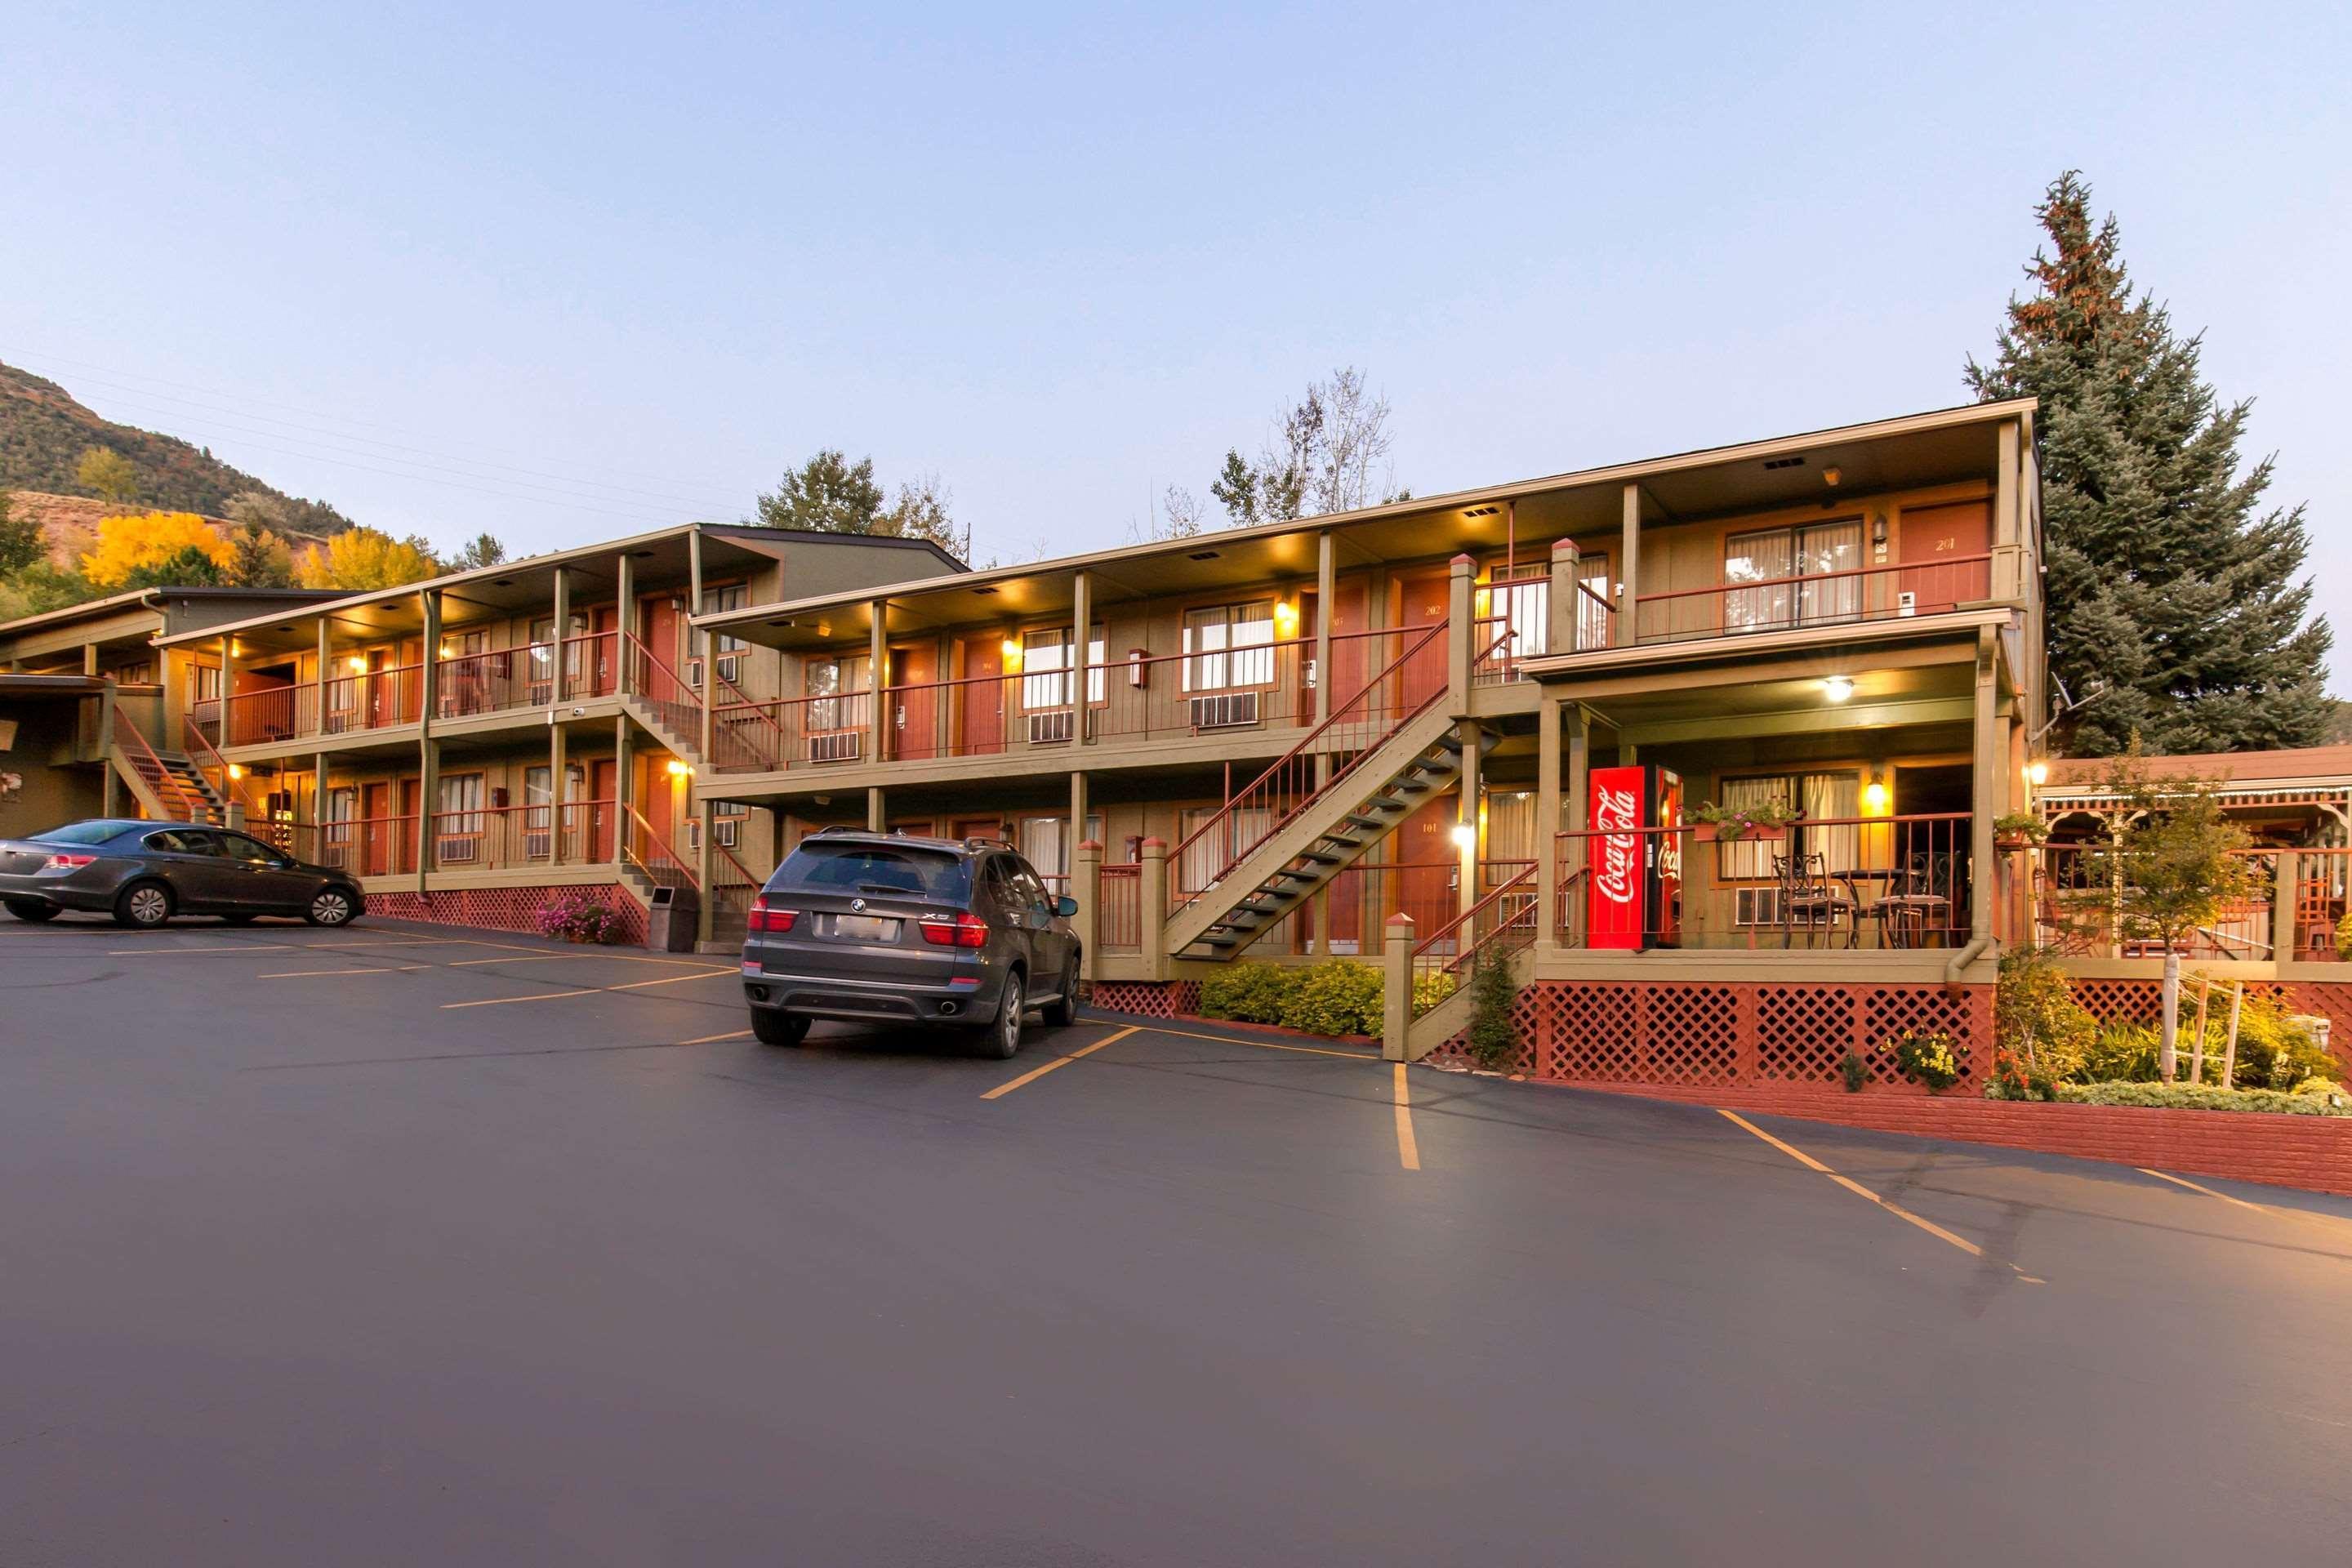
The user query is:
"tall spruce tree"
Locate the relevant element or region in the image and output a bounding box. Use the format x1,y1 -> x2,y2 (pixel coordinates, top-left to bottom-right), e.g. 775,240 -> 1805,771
1966,172 -> 2332,755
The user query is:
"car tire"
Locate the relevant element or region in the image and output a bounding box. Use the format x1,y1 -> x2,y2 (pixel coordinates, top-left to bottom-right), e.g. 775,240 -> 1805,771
1043,958 -> 1079,1027
751,1009 -> 808,1047
4,899 -> 59,923
113,881 -> 174,929
979,971 -> 1023,1059
305,888 -> 359,927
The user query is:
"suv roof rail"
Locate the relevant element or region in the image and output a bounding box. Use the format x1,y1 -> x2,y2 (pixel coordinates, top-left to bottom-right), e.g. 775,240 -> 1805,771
962,836 -> 1013,852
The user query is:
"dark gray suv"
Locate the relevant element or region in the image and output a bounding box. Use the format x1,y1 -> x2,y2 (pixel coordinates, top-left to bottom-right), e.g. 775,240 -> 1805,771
740,830 -> 1081,1058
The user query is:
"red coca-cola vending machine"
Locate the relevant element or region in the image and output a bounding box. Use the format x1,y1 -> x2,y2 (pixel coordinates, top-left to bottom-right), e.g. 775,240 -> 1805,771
1586,764 -> 1683,950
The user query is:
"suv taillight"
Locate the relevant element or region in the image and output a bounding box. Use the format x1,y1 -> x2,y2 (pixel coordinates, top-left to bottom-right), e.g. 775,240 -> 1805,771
918,911 -> 989,948
746,895 -> 797,933
43,853 -> 96,871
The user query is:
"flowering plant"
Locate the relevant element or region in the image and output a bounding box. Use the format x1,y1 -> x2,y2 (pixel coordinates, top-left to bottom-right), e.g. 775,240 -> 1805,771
535,890 -> 623,944
1691,800 -> 1797,842
1886,1029 -> 1967,1093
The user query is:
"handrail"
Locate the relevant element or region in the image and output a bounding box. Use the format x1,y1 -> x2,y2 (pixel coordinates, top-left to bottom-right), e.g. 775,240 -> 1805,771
624,630 -> 697,697
182,714 -> 234,791
115,715 -> 203,818
622,803 -> 701,893
1413,862 -> 1538,967
1633,551 -> 1994,608
1169,620 -> 1449,902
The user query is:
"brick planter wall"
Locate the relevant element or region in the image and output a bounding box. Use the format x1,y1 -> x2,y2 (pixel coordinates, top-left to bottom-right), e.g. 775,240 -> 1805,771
1517,1077 -> 2352,1197
367,885 -> 648,947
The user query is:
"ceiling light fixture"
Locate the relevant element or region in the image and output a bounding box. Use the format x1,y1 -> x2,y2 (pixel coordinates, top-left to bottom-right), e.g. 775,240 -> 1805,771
1821,466 -> 1842,488
1823,675 -> 1854,702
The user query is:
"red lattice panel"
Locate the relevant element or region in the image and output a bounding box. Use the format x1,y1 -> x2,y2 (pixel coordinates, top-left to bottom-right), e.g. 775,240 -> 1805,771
1088,981 -> 1201,1018
1634,985 -> 1743,1086
2284,982 -> 2352,1070
1864,986 -> 1985,1089
2069,979 -> 2160,1024
365,884 -> 646,947
1754,985 -> 1861,1084
1538,983 -> 1640,1081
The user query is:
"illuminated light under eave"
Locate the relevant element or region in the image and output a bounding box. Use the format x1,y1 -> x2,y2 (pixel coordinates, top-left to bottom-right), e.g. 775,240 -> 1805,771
1450,822 -> 1477,849
1862,780 -> 1890,813
1823,675 -> 1854,702
2027,761 -> 2050,786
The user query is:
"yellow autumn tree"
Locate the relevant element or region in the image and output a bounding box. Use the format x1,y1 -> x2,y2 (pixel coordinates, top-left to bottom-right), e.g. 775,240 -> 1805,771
79,512 -> 237,588
295,527 -> 442,590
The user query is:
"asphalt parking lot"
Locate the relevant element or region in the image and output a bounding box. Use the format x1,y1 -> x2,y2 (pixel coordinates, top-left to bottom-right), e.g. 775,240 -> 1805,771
4,914 -> 2350,1566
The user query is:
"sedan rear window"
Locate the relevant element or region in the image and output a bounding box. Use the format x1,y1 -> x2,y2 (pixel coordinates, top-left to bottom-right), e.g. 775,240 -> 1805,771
774,842 -> 969,901
29,822 -> 130,846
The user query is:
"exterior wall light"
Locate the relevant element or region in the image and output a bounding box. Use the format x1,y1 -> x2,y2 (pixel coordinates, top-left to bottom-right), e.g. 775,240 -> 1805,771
666,760 -> 693,777
1450,822 -> 1477,849
2027,760 -> 2049,786
228,764 -> 245,781
1862,779 -> 1890,814
345,655 -> 368,674
1273,600 -> 1300,636
1823,675 -> 1854,702
1000,638 -> 1023,670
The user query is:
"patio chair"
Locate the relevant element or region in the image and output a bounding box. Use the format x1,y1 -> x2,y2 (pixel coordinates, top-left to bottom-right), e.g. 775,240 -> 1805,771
1871,852 -> 1957,948
1775,852 -> 1856,949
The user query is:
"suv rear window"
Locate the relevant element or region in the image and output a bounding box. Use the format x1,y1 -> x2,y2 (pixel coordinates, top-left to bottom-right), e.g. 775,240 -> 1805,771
773,842 -> 969,901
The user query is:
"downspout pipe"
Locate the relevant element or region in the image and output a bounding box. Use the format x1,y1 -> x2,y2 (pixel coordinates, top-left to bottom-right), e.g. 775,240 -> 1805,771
1944,934 -> 1994,987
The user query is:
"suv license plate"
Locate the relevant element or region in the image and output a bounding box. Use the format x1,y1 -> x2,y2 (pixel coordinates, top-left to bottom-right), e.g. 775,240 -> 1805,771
834,915 -> 901,942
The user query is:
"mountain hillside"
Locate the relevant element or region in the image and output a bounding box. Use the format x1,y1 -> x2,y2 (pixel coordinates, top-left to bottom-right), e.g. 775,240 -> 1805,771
0,359 -> 349,525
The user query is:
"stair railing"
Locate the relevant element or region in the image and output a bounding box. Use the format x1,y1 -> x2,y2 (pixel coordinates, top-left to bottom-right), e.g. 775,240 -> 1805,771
1408,862 -> 1538,1019
708,662 -> 788,772
114,712 -> 203,819
621,803 -> 700,893
1166,620 -> 1454,914
181,715 -> 237,806
623,635 -> 705,753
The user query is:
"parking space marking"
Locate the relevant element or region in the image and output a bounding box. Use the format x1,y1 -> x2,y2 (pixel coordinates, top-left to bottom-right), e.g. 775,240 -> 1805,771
257,964 -> 435,978
439,967 -> 737,1009
676,1029 -> 754,1045
2140,1167 -> 2352,1238
445,951 -> 713,969
1094,1021 -> 1379,1062
980,1025 -> 1142,1100
108,942 -> 301,956
1718,1111 -> 2045,1284
1392,1062 -> 1421,1171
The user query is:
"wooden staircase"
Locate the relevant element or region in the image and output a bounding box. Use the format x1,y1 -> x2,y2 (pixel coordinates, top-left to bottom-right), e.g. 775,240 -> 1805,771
109,726 -> 228,823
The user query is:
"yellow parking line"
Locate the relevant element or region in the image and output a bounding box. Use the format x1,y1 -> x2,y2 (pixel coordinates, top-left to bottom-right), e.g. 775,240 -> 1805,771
675,1029 -> 754,1045
1719,1110 -> 2045,1284
257,964 -> 434,978
439,967 -> 734,1009
1117,1022 -> 1379,1061
445,951 -> 711,969
109,943 -> 299,956
1392,1062 -> 1421,1171
981,1025 -> 1141,1100
2140,1167 -> 2352,1236
2138,1167 -> 2266,1213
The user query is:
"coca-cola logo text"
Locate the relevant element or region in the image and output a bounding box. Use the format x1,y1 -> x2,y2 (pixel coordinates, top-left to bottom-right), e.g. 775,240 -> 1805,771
1593,785 -> 1640,908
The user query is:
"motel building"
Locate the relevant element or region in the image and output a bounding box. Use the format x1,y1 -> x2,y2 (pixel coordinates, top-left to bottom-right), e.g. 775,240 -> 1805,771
20,399 -> 2330,1082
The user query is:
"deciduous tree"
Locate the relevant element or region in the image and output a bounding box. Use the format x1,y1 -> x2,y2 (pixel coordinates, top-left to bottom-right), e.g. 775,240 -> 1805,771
74,446 -> 140,511
295,526 -> 440,591
79,512 -> 236,588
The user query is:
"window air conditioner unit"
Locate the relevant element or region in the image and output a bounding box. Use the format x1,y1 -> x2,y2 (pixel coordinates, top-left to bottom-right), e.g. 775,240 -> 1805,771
525,830 -> 550,860
684,817 -> 701,853
810,730 -> 862,764
685,657 -> 706,688
1734,888 -> 1783,926
1897,590 -> 1918,617
437,835 -> 479,865
1027,710 -> 1075,745
713,817 -> 740,849
528,680 -> 553,706
1189,691 -> 1259,730
715,653 -> 742,686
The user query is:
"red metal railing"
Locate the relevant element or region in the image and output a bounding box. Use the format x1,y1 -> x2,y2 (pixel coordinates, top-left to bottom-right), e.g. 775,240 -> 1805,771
222,684 -> 305,745
624,634 -> 702,742
1552,812 -> 1975,951
1409,862 -> 1539,1018
321,662 -> 425,733
623,804 -> 698,892
1097,863 -> 1141,951
559,630 -> 618,698
1167,621 -> 1450,915
435,645 -> 538,719
709,664 -> 786,772
114,711 -> 207,820
706,838 -> 766,943
2295,849 -> 2347,961
1632,553 -> 1993,645
2033,844 -> 2280,959
312,813 -> 421,877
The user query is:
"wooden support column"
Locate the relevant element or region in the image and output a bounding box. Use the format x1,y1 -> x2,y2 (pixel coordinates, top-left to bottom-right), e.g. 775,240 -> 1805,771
217,633 -> 234,757
547,717 -> 569,866
314,616 -> 332,738
1456,720 -> 1481,924
866,786 -> 885,832
1382,912 -> 1414,1062
415,737 -> 439,892
1619,483 -> 1642,644
416,587 -> 442,888
550,568 -> 572,704
1565,706 -> 1590,946
614,719 -> 634,864
1446,554 -> 1474,710
1548,537 -> 1579,653
866,599 -> 888,766
614,550 -> 636,697
1313,531 -> 1335,724
1970,626 -> 1998,943
1138,837 -> 1169,978
1536,696 -> 1561,948
1073,835 -> 1102,983
1071,569 -> 1093,746
2274,850 -> 2301,963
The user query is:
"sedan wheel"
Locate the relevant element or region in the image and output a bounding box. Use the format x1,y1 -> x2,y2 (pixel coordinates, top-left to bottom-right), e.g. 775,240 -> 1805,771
305,888 -> 357,927
114,883 -> 173,929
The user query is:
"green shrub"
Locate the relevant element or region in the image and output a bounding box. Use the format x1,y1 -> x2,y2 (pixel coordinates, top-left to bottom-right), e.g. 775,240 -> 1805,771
1886,1029 -> 1967,1092
1198,962 -> 1303,1026
1282,960 -> 1384,1038
1464,948 -> 1521,1071
2077,1022 -> 2160,1084
2055,1081 -> 2351,1116
1411,969 -> 1458,1014
1839,1049 -> 1869,1094
1995,948 -> 2095,1084
1985,1048 -> 2057,1101
2077,989 -> 2342,1091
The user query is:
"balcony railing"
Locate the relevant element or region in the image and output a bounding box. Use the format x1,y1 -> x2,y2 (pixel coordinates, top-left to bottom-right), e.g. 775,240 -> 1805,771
1552,812 -> 1975,951
2293,849 -> 2347,961
1098,863 -> 1141,952
2029,844 -> 2291,960
1629,554 -> 1993,648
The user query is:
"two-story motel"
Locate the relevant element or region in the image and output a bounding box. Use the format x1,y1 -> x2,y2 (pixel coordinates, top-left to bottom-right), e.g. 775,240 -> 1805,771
29,399 -> 2316,1082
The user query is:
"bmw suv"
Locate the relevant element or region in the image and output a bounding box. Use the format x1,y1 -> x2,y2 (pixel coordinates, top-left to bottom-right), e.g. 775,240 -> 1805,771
740,830 -> 1081,1058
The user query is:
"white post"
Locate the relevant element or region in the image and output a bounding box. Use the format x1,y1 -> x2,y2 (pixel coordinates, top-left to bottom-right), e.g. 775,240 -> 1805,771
2158,950 -> 2180,1083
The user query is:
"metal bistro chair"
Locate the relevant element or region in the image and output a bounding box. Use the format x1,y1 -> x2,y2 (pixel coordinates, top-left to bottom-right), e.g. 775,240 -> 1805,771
1775,851 -> 1857,949
1872,852 -> 1959,949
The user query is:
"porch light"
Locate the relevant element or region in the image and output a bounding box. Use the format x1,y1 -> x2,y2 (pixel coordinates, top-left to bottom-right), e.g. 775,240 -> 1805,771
1821,466 -> 1842,488
1450,822 -> 1477,849
2027,760 -> 2049,786
1000,638 -> 1023,670
345,655 -> 367,673
666,760 -> 693,777
228,764 -> 245,781
1862,779 -> 1889,814
1273,600 -> 1300,635
1823,675 -> 1854,702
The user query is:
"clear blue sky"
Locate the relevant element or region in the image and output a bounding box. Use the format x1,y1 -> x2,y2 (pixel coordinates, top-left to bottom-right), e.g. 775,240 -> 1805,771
5,2 -> 2344,692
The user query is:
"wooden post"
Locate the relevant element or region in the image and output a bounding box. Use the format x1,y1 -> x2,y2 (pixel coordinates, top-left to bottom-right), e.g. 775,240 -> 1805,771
1536,697 -> 1561,948
2190,976 -> 2212,1086
1073,834 -> 1101,984
614,550 -> 636,697
1383,912 -> 1415,1062
1446,553 -> 1474,709
1138,837 -> 1169,977
416,589 -> 442,886
1071,569 -> 1092,746
1456,719 -> 1481,924
866,786 -> 884,832
1970,627 -> 1998,945
547,717 -> 569,867
550,567 -> 572,705
866,599 -> 888,765
1548,537 -> 1579,653
2273,849 -> 2300,962
1619,483 -> 1642,644
314,615 -> 332,738
1565,706 -> 1590,947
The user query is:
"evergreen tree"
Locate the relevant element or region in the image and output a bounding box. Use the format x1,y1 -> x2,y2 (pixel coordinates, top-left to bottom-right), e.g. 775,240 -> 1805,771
0,489 -> 45,577
755,450 -> 886,532
1966,172 -> 2332,755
